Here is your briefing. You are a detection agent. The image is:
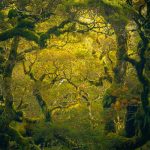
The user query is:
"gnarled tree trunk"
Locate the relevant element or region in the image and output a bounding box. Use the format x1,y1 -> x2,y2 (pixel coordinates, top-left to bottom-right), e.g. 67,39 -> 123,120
33,81 -> 51,122
0,37 -> 39,149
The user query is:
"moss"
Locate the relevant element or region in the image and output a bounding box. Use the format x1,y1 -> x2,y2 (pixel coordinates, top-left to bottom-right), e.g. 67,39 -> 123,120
39,34 -> 48,48
106,131 -> 150,150
0,55 -> 5,63
17,19 -> 35,30
0,27 -> 39,44
102,89 -> 117,108
32,87 -> 51,122
8,9 -> 19,19
8,126 -> 40,150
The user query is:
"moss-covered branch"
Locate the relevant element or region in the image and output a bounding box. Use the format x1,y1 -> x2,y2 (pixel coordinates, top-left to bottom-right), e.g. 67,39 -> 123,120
8,126 -> 40,150
0,27 -> 39,45
39,19 -> 71,47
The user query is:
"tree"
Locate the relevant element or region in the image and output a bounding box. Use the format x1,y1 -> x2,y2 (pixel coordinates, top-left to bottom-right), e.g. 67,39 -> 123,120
0,0 -> 149,149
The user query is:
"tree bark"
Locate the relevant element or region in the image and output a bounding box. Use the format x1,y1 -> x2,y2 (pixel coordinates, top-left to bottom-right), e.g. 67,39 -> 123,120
113,24 -> 127,84
33,82 -> 51,122
0,36 -> 19,130
0,37 -> 39,149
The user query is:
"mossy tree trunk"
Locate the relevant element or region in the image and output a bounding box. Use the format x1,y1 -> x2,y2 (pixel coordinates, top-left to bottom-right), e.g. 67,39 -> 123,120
0,37 -> 39,149
102,22 -> 128,133
0,36 -> 19,130
113,23 -> 127,84
118,0 -> 150,147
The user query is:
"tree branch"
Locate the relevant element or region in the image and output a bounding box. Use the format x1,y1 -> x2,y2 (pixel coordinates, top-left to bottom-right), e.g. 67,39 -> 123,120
0,28 -> 39,45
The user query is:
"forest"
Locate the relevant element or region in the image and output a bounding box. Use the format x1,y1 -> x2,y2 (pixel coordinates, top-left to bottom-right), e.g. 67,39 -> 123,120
0,0 -> 150,149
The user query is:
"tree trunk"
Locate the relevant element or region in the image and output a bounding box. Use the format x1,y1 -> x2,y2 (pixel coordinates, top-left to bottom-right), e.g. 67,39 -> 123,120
125,104 -> 138,137
0,37 -> 39,149
113,23 -> 127,84
0,36 -> 19,130
33,81 -> 51,122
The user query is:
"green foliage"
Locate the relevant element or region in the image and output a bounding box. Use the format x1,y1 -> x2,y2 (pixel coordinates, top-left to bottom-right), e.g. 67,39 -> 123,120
8,9 -> 19,19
